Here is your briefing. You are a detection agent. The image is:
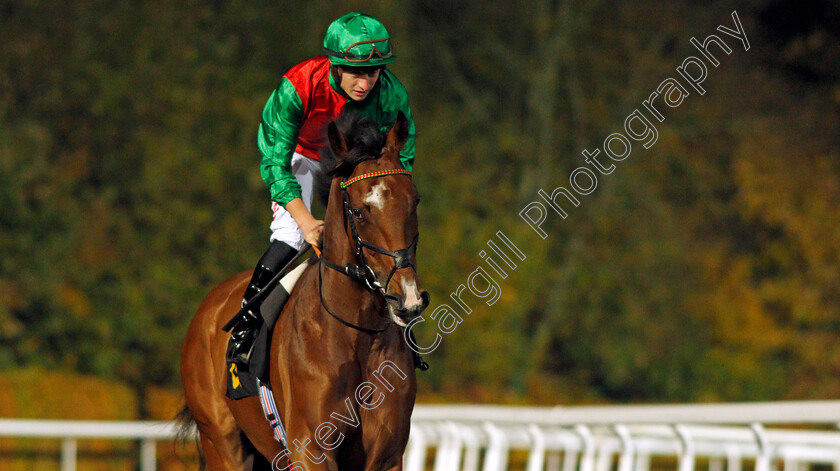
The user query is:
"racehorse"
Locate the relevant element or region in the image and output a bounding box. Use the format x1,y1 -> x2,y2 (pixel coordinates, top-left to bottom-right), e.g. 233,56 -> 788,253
179,111 -> 430,470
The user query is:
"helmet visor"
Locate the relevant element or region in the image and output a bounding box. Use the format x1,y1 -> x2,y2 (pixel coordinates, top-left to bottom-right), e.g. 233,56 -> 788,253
326,38 -> 393,63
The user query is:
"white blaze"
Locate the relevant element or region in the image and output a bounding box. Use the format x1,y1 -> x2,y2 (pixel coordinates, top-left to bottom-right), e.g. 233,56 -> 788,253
363,182 -> 388,209
401,278 -> 422,310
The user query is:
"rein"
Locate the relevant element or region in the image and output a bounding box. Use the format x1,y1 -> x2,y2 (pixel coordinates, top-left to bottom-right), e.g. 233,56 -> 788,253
318,262 -> 390,334
318,168 -> 416,334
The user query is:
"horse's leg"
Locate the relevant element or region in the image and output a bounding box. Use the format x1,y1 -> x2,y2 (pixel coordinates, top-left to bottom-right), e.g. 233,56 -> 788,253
271,365 -> 352,470
276,403 -> 344,471
227,395 -> 288,465
196,425 -> 247,471
184,342 -> 249,471
359,351 -> 417,471
182,272 -> 254,471
185,359 -> 249,471
359,418 -> 407,471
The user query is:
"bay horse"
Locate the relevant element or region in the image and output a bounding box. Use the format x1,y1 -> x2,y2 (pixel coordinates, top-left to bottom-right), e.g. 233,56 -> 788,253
179,112 -> 430,470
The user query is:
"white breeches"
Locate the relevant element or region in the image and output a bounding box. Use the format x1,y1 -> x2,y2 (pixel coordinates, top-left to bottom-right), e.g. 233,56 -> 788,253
269,152 -> 322,251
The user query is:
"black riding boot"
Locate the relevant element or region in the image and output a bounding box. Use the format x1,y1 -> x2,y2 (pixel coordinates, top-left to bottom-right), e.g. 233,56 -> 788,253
407,329 -> 430,371
226,241 -> 298,366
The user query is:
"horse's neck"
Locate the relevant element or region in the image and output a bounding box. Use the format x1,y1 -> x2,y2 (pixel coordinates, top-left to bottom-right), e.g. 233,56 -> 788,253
320,264 -> 384,327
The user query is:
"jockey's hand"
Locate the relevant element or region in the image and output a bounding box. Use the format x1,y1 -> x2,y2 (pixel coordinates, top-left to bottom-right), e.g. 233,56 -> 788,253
284,198 -> 324,248
300,219 -> 325,247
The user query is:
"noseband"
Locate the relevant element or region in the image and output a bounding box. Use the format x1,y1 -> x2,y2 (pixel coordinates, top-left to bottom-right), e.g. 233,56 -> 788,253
319,168 -> 417,334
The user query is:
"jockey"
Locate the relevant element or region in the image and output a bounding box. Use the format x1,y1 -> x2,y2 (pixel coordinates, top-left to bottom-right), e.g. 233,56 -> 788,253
227,12 -> 428,370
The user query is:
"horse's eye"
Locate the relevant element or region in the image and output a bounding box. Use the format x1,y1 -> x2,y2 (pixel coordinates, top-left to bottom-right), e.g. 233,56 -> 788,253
351,207 -> 365,219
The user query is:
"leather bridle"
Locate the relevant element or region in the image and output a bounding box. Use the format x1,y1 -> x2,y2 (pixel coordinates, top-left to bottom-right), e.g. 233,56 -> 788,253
318,169 -> 418,334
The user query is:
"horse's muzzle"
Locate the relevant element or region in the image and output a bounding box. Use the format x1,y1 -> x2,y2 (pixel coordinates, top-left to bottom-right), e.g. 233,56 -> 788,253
385,290 -> 431,325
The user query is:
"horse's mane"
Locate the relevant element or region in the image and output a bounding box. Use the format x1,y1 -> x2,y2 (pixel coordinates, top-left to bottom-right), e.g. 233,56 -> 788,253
315,112 -> 386,207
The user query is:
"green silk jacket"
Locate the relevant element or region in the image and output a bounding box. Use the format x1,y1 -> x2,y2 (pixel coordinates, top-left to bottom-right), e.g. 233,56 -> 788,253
257,56 -> 416,206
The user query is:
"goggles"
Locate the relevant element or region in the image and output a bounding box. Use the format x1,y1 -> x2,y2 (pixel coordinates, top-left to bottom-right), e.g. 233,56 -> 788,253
325,38 -> 393,63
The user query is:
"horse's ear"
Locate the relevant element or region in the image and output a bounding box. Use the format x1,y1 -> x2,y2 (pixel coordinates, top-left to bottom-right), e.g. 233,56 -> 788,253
328,120 -> 349,157
385,111 -> 409,154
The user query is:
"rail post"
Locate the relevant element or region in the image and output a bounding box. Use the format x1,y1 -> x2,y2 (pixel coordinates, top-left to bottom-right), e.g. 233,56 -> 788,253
527,424 -> 547,471
140,438 -> 157,471
482,422 -> 509,471
751,423 -> 771,471
675,424 -> 696,471
60,437 -> 77,471
576,424 -> 596,471
404,425 -> 428,471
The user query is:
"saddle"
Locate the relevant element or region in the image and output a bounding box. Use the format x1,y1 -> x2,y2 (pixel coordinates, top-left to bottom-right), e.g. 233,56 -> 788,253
226,263 -> 308,400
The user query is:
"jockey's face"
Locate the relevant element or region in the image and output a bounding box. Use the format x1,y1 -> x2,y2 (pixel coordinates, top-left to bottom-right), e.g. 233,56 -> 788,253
338,66 -> 381,101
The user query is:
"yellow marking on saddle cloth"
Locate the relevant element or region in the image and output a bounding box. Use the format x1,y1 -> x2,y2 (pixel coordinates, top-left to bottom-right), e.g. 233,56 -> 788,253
229,363 -> 241,389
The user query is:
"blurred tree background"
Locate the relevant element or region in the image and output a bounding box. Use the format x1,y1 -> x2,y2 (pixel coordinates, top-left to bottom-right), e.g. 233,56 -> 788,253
1,0 -> 839,420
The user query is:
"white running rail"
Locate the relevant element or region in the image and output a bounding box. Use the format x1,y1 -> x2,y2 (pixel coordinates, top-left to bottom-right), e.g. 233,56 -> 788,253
407,401 -> 840,471
0,401 -> 838,471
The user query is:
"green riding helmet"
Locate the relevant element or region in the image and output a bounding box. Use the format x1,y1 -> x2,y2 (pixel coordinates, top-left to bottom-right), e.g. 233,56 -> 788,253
323,12 -> 397,67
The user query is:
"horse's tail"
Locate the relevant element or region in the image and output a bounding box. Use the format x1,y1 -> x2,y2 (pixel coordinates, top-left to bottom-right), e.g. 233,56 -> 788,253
174,404 -> 206,471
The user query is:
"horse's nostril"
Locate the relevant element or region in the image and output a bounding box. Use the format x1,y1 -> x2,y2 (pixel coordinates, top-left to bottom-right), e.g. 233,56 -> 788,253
420,291 -> 431,309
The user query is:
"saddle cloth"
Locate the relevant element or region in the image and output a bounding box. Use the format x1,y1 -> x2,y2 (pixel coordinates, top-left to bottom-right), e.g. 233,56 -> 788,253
226,263 -> 308,400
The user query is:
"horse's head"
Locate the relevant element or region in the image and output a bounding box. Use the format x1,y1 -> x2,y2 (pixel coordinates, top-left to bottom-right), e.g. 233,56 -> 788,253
319,111 -> 430,326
